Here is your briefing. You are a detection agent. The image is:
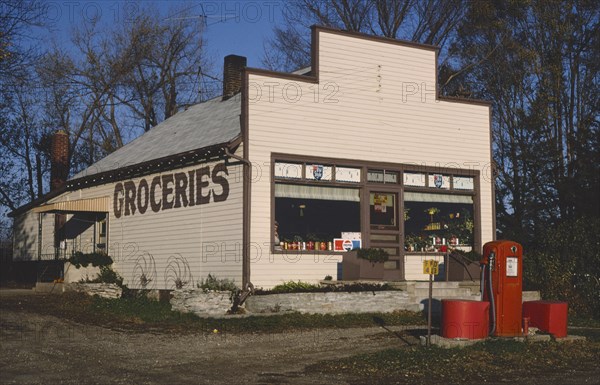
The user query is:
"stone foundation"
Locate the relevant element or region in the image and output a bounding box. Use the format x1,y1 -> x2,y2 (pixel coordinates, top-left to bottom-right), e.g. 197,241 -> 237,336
245,291 -> 418,314
170,290 -> 233,317
170,290 -> 420,317
68,283 -> 122,299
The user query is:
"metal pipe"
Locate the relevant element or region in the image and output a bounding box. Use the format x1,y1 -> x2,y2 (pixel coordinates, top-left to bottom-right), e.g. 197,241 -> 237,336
224,147 -> 253,293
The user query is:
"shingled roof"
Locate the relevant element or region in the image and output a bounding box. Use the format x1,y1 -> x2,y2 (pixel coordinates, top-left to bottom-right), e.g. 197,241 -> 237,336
72,95 -> 241,180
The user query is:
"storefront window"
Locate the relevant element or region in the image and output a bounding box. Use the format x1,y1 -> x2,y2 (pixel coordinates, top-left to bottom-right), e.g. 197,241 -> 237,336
274,184 -> 360,249
403,192 -> 474,252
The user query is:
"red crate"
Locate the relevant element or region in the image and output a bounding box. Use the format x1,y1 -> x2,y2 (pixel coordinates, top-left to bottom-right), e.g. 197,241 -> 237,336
522,301 -> 568,338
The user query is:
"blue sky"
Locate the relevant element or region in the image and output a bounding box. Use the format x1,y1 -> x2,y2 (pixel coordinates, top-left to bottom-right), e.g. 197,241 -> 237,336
40,1 -> 284,68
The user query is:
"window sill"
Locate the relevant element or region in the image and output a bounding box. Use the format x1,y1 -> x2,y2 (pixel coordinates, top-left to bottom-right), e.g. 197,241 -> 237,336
272,249 -> 344,254
404,251 -> 447,255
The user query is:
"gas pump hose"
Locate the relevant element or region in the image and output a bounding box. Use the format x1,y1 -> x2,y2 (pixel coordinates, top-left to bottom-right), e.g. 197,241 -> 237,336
488,262 -> 496,336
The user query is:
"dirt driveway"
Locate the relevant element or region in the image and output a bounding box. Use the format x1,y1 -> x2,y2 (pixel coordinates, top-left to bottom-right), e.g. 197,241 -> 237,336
2,290 -> 599,385
0,291 -> 417,385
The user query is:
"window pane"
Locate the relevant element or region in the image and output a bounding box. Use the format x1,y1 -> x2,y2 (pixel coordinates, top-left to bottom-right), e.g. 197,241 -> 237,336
276,197 -> 360,246
404,193 -> 473,252
384,171 -> 398,184
275,184 -> 360,247
404,172 -> 426,187
367,170 -> 384,183
274,162 -> 302,179
453,176 -> 474,190
336,167 -> 361,183
368,170 -> 398,184
370,192 -> 397,228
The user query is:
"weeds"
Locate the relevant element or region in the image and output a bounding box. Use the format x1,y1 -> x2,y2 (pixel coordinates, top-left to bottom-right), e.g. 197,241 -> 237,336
255,280 -> 398,295
197,274 -> 238,292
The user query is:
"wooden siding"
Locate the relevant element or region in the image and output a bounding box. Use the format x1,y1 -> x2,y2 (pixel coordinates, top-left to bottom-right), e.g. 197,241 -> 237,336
247,30 -> 493,287
13,155 -> 244,289
13,212 -> 55,261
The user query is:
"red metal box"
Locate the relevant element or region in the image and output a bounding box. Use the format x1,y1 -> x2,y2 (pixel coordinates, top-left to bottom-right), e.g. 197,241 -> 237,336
442,300 -> 490,339
522,300 -> 568,338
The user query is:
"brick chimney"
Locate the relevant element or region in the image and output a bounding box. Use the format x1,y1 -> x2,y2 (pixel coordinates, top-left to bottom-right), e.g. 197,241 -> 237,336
50,130 -> 69,191
222,54 -> 247,100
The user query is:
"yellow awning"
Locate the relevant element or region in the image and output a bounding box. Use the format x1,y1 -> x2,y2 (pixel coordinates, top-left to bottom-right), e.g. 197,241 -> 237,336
33,197 -> 109,213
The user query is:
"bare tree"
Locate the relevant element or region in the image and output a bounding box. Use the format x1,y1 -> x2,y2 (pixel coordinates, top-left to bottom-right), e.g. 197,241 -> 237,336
0,0 -> 47,239
35,4 -> 209,177
1,3 -> 211,223
0,74 -> 51,211
0,0 -> 44,82
262,0 -> 468,74
111,7 -> 208,132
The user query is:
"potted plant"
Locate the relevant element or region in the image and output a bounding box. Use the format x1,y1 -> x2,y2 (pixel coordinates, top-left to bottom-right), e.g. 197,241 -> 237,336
356,248 -> 389,265
405,235 -> 428,252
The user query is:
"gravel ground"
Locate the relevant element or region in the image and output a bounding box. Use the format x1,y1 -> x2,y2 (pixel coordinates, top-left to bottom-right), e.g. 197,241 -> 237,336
1,289 -> 599,385
0,290 -> 418,385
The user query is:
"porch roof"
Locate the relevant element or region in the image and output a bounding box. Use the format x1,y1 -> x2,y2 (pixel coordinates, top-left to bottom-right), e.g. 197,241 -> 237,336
32,197 -> 110,214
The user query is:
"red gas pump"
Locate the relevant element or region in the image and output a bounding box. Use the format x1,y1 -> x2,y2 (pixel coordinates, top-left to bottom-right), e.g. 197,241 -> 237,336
480,240 -> 523,337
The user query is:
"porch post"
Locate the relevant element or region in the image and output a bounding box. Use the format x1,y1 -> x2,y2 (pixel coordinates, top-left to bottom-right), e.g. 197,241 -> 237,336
37,213 -> 42,261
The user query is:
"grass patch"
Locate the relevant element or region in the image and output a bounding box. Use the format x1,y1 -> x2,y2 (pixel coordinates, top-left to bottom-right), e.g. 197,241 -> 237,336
569,316 -> 600,328
309,338 -> 600,384
1,292 -> 425,334
569,327 -> 600,342
88,295 -> 200,325
86,295 -> 425,333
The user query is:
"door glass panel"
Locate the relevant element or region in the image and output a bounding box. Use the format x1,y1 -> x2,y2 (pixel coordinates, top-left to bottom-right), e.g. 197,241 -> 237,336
369,192 -> 397,228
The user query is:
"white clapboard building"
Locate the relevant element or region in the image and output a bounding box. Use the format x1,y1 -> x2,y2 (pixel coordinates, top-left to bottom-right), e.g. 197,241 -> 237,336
10,26 -> 494,290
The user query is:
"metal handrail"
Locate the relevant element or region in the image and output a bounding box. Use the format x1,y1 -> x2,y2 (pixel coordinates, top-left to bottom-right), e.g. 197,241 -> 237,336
445,250 -> 479,281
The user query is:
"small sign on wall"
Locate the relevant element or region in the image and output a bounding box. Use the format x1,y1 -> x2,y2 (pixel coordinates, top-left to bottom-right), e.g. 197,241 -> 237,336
334,239 -> 361,252
423,260 -> 439,275
428,174 -> 449,189
305,164 -> 332,181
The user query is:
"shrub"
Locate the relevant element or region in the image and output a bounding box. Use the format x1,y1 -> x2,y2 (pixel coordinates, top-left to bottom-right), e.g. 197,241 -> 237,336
97,266 -> 124,287
254,281 -> 397,295
197,274 -> 238,292
524,217 -> 600,318
69,252 -> 113,268
356,248 -> 389,264
81,266 -> 124,287
269,280 -> 321,293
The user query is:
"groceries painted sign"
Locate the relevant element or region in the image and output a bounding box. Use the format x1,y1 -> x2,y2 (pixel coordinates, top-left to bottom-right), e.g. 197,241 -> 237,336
113,163 -> 229,218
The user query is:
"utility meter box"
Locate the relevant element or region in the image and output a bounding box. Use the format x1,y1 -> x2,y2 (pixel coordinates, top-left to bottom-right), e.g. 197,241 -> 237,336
481,240 -> 523,337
